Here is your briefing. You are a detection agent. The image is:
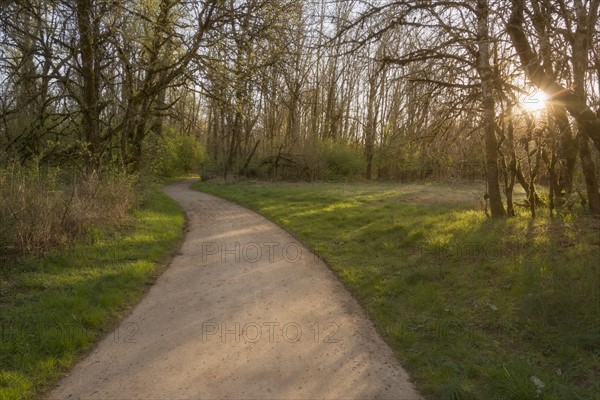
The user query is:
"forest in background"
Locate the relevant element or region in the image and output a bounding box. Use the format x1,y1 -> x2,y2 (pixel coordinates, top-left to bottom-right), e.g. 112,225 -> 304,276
1,0 -> 600,255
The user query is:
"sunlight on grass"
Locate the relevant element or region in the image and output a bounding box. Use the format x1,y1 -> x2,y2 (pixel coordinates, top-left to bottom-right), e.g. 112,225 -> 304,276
193,180 -> 600,400
0,186 -> 184,400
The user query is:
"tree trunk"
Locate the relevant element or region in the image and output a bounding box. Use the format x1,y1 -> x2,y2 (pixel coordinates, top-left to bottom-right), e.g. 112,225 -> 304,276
151,87 -> 167,138
365,69 -> 378,180
578,131 -> 600,213
504,106 -> 517,216
477,0 -> 506,218
76,0 -> 102,170
571,0 -> 600,214
551,104 -> 578,194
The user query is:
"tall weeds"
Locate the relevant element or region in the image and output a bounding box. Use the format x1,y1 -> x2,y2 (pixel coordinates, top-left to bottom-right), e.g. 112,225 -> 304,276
0,164 -> 136,256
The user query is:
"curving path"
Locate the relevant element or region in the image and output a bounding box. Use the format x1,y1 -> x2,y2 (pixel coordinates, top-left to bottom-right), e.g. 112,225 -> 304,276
49,180 -> 422,400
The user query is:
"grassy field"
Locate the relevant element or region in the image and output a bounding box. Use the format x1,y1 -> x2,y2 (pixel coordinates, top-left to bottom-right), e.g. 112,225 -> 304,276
193,180 -> 600,400
0,185 -> 185,400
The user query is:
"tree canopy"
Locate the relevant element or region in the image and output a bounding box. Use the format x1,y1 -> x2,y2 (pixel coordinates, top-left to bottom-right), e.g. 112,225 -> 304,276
1,0 -> 599,216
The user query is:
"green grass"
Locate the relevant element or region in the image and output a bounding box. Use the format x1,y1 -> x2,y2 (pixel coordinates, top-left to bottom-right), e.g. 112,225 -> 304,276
0,185 -> 185,400
193,180 -> 600,400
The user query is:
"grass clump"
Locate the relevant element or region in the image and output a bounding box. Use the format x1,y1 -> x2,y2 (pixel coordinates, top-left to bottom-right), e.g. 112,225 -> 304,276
193,180 -> 600,400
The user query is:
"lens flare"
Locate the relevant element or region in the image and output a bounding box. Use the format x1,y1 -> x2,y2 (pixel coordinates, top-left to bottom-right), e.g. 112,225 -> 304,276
522,90 -> 548,112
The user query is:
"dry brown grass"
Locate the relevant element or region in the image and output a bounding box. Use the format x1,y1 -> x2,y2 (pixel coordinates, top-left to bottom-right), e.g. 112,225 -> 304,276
0,164 -> 136,256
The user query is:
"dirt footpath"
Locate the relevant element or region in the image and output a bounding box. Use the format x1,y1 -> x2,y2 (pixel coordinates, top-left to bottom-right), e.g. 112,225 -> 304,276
49,180 -> 422,400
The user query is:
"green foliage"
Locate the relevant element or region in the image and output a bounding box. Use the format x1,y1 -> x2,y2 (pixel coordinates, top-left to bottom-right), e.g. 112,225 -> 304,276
192,181 -> 600,400
375,143 -> 421,180
0,187 -> 184,400
149,130 -> 206,178
317,140 -> 366,179
243,160 -> 270,179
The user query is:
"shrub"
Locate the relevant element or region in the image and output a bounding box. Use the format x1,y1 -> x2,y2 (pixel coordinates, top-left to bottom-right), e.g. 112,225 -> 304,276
317,140 -> 366,179
148,131 -> 206,178
0,163 -> 136,256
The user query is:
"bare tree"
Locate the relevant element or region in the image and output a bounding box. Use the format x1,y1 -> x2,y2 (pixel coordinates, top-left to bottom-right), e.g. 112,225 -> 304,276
507,0 -> 600,213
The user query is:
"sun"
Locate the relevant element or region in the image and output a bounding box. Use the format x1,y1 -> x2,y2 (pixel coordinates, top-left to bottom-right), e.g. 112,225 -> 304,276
522,90 -> 548,112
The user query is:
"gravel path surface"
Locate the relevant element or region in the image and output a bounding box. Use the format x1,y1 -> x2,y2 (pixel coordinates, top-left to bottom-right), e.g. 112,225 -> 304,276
49,180 -> 422,400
